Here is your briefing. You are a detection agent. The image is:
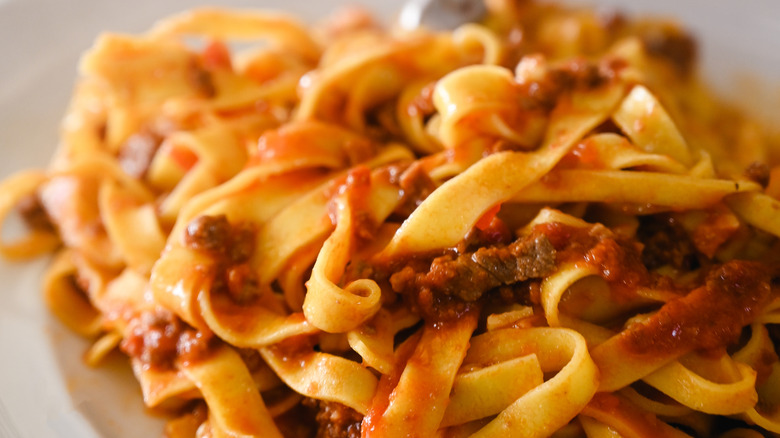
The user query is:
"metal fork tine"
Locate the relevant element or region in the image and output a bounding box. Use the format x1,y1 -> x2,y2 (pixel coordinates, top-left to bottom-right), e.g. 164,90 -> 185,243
398,0 -> 487,31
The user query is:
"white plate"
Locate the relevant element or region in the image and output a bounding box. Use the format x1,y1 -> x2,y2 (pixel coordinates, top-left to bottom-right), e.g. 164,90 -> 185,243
1,0 -> 778,437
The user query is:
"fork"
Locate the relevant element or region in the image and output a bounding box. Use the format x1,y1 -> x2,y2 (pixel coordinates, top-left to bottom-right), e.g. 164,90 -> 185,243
398,0 -> 487,30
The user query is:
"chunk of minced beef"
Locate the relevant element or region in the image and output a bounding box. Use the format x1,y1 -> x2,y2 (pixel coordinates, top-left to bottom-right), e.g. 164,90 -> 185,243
390,232 -> 556,302
118,130 -> 163,179
636,215 -> 699,270
120,310 -> 215,370
183,214 -> 261,304
16,193 -> 55,231
301,398 -> 362,438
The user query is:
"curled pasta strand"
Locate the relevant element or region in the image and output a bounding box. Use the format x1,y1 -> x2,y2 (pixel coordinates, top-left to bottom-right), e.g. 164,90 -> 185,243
253,120 -> 378,172
156,126 -> 248,223
755,296 -> 780,324
169,165 -> 328,242
541,262 -> 601,327
198,287 -> 317,348
726,191 -> 780,238
265,390 -> 303,418
642,353 -> 758,415
743,396 -> 780,433
433,64 -> 537,149
277,240 -> 322,312
382,80 -> 625,256
343,63 -> 408,132
556,315 -> 616,348
485,305 -> 535,331
733,323 -> 776,371
618,387 -> 693,419
180,345 -> 283,437
131,360 -> 199,409
441,354 -> 544,427
381,149 -> 568,256
78,35 -> 200,126
563,133 -> 689,173
0,170 -> 59,259
84,331 -> 123,367
593,336 -> 677,393
259,342 -> 378,415
98,181 -> 166,275
612,85 -> 693,167
578,415 -> 622,438
149,245 -> 216,330
295,43 -> 397,122
51,152 -> 155,202
347,307 -> 420,375
303,194 -> 382,333
451,23 -> 503,66
364,308 -> 479,437
580,393 -> 693,438
205,70 -> 300,111
396,81 -> 444,154
425,136 -> 490,183
157,165 -> 221,226
254,144 -> 412,284
735,323 -> 780,433
43,250 -> 103,337
465,328 -> 599,438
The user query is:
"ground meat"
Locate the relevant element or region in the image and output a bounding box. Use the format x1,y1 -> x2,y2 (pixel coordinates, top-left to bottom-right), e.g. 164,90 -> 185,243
184,214 -> 257,263
225,263 -> 261,304
744,161 -> 771,187
274,404 -> 318,438
227,222 -> 258,264
176,329 -> 214,366
118,130 -> 163,179
184,215 -> 232,253
188,64 -> 216,98
183,215 -> 261,304
390,232 -> 556,303
236,348 -> 264,373
472,234 -> 556,282
584,234 -> 648,292
531,221 -> 652,301
596,8 -> 626,31
121,310 -> 216,370
383,220 -> 661,322
639,25 -> 697,76
393,162 -> 438,219
16,193 -> 55,231
302,398 -> 362,438
519,57 -> 614,111
121,311 -> 180,368
636,215 -> 700,270
406,82 -> 436,118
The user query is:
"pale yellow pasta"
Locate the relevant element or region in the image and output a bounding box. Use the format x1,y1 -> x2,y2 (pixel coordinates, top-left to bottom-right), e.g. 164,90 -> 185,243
2,1 -> 779,437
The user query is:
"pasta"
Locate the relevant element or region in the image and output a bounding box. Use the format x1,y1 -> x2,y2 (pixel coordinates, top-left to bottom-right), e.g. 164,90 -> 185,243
2,0 -> 780,437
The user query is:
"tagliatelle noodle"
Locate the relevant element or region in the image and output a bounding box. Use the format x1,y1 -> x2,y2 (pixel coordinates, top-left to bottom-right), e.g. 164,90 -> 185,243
2,1 -> 780,437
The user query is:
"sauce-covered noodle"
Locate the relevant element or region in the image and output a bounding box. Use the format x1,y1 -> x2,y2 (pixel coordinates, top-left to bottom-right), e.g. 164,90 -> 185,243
2,1 -> 779,437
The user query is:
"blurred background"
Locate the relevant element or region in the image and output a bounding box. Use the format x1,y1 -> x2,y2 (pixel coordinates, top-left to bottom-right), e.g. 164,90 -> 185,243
0,1 -> 778,437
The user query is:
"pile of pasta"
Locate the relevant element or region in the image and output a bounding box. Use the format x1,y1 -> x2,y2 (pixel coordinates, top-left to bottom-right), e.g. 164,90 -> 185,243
2,0 -> 780,436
